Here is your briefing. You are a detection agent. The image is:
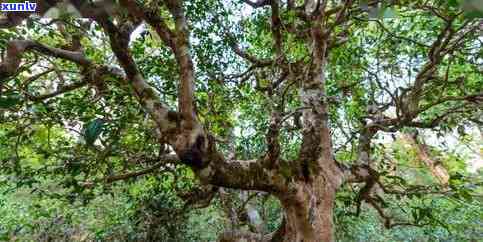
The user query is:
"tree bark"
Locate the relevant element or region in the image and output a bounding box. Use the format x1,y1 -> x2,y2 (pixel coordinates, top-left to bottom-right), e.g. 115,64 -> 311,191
268,4 -> 342,241
217,177 -> 339,242
271,177 -> 337,242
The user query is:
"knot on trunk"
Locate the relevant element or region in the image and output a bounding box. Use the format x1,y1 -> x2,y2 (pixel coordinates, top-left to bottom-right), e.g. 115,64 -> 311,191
178,135 -> 205,168
175,126 -> 208,169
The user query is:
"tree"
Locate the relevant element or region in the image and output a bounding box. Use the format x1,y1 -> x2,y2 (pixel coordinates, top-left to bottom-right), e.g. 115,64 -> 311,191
0,0 -> 481,241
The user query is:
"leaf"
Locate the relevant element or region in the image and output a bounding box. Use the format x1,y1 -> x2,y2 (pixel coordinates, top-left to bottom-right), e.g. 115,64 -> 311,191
0,95 -> 22,109
411,209 -> 419,220
457,125 -> 466,136
83,118 -> 104,145
459,190 -> 473,202
382,8 -> 397,18
450,172 -> 464,181
463,10 -> 483,19
385,175 -> 407,186
448,0 -> 459,6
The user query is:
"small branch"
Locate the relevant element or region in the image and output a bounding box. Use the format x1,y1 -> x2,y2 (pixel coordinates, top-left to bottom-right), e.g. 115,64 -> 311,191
27,80 -> 87,101
119,0 -> 176,50
20,68 -> 54,88
270,0 -> 284,59
327,0 -> 353,35
82,154 -> 178,187
104,162 -> 171,183
216,17 -> 272,66
165,0 -> 198,124
95,16 -> 174,131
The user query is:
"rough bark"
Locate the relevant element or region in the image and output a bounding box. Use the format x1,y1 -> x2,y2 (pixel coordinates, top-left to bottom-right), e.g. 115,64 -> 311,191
217,230 -> 266,242
273,180 -> 337,242
266,3 -> 344,240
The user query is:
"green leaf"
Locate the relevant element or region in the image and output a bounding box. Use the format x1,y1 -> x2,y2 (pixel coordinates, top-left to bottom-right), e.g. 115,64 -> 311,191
459,190 -> 473,202
411,209 -> 419,220
463,10 -> 483,19
83,118 -> 104,145
0,95 -> 22,108
448,0 -> 460,7
382,8 -> 397,18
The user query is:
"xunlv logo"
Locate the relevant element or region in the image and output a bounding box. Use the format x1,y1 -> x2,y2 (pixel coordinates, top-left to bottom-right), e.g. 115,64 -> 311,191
0,1 -> 37,12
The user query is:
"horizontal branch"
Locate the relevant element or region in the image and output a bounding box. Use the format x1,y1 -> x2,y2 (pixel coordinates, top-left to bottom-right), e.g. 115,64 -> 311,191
229,40 -> 273,67
82,154 -> 179,187
105,155 -> 178,182
27,80 -> 87,101
199,157 -> 281,191
0,40 -> 91,80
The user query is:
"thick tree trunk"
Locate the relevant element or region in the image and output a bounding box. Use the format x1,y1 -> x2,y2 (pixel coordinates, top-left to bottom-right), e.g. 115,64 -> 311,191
273,180 -> 336,242
218,181 -> 337,242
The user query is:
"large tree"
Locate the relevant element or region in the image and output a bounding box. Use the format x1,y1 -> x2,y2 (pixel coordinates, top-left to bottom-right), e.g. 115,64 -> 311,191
1,0 -> 481,241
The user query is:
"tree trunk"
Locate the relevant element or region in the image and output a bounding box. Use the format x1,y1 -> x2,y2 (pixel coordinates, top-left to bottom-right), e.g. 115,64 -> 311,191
217,178 -> 338,242
272,179 -> 337,242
